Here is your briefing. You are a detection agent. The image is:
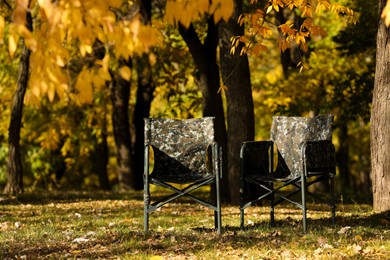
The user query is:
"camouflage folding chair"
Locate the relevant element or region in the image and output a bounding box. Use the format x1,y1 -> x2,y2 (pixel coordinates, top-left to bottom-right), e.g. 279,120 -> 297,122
144,117 -> 222,234
240,115 -> 336,232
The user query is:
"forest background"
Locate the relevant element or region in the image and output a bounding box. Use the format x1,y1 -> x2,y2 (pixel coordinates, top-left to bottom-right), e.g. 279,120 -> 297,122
0,0 -> 379,206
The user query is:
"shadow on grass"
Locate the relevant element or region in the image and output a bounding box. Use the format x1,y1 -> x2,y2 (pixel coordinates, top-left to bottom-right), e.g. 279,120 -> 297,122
236,209 -> 390,233
0,190 -> 144,206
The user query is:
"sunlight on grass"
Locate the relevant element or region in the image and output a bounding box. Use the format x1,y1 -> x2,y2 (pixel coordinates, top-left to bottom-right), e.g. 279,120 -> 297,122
0,191 -> 389,259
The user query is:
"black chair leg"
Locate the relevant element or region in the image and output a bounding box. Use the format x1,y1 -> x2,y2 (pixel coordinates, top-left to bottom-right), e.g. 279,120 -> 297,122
270,200 -> 275,227
301,175 -> 307,233
331,175 -> 336,226
144,191 -> 150,232
216,179 -> 222,235
239,180 -> 245,229
270,183 -> 275,227
144,146 -> 150,233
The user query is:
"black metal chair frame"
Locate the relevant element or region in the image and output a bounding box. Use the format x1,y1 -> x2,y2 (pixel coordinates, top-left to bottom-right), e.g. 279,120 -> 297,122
143,117 -> 223,234
239,116 -> 336,233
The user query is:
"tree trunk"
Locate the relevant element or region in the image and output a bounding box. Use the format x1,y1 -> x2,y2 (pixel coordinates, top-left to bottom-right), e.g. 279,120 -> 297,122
132,55 -> 155,190
4,12 -> 32,195
219,0 -> 255,204
110,58 -> 134,191
93,117 -> 110,190
336,119 -> 350,195
371,0 -> 390,211
132,0 -> 154,190
179,19 -> 228,199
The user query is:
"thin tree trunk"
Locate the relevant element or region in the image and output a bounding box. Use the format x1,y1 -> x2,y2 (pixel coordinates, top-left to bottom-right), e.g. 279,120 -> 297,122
110,58 -> 134,191
94,117 -> 110,190
133,55 -> 155,190
371,0 -> 390,211
219,0 -> 255,204
132,0 -> 154,190
4,11 -> 32,195
336,120 -> 350,195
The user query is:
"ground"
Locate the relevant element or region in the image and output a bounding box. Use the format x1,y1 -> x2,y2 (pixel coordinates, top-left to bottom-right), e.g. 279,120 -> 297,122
0,191 -> 389,259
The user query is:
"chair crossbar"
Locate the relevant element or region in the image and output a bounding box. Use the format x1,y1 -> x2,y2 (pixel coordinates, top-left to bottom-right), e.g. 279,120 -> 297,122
243,176 -> 303,209
148,176 -> 216,213
244,174 -> 334,211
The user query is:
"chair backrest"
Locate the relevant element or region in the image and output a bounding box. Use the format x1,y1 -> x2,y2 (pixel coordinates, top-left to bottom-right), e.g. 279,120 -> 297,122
144,117 -> 215,183
270,115 -> 333,179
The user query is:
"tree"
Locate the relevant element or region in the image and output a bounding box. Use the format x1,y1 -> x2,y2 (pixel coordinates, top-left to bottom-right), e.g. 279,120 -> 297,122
132,0 -> 155,190
110,57 -> 134,190
1,0 -> 162,193
372,0 -> 390,211
219,0 -> 255,204
165,0 -> 234,200
4,0 -> 32,194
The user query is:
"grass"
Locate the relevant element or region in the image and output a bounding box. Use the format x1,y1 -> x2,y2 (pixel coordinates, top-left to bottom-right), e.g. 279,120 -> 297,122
0,191 -> 389,259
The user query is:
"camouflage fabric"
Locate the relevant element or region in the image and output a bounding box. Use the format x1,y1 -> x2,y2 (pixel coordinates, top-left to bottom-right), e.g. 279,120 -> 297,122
271,115 -> 334,179
144,117 -> 215,183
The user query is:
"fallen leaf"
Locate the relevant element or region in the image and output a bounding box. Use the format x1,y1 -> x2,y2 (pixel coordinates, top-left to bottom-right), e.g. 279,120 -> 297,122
355,235 -> 363,241
352,244 -> 363,253
72,237 -> 90,243
338,226 -> 351,234
323,243 -> 334,249
108,222 -> 116,228
317,236 -> 327,246
314,247 -> 323,255
86,231 -> 96,237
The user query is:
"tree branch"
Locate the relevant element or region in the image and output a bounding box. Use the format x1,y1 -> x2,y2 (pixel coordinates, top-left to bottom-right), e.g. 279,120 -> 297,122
178,22 -> 205,69
2,0 -> 12,10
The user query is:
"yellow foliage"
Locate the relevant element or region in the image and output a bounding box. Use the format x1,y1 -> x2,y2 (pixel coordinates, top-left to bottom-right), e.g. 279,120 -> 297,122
119,66 -> 132,81
8,26 -> 19,58
107,0 -> 122,8
93,68 -> 111,89
0,16 -> 5,44
165,0 -> 233,27
4,0 -> 161,105
38,128 -> 61,151
61,139 -> 73,157
238,0 -> 354,59
382,0 -> 390,27
75,68 -> 93,104
24,92 -> 41,107
12,0 -> 29,26
211,0 -> 234,23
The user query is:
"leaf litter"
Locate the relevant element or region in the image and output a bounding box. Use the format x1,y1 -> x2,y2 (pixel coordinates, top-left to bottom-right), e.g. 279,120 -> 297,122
0,191 -> 389,259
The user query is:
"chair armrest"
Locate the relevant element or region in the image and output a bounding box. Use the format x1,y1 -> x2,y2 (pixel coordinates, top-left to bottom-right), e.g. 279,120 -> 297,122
301,140 -> 336,175
206,142 -> 222,178
240,141 -> 274,176
240,140 -> 273,158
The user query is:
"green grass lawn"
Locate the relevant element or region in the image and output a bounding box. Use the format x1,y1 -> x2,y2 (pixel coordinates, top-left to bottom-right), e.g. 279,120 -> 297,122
0,191 -> 389,259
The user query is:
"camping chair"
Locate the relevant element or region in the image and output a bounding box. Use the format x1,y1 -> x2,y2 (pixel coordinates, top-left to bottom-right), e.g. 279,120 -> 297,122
144,117 -> 222,234
239,115 -> 336,233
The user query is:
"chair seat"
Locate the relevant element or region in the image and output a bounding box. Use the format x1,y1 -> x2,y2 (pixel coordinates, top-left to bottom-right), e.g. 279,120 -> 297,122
150,169 -> 211,184
151,146 -> 211,184
249,174 -> 291,182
